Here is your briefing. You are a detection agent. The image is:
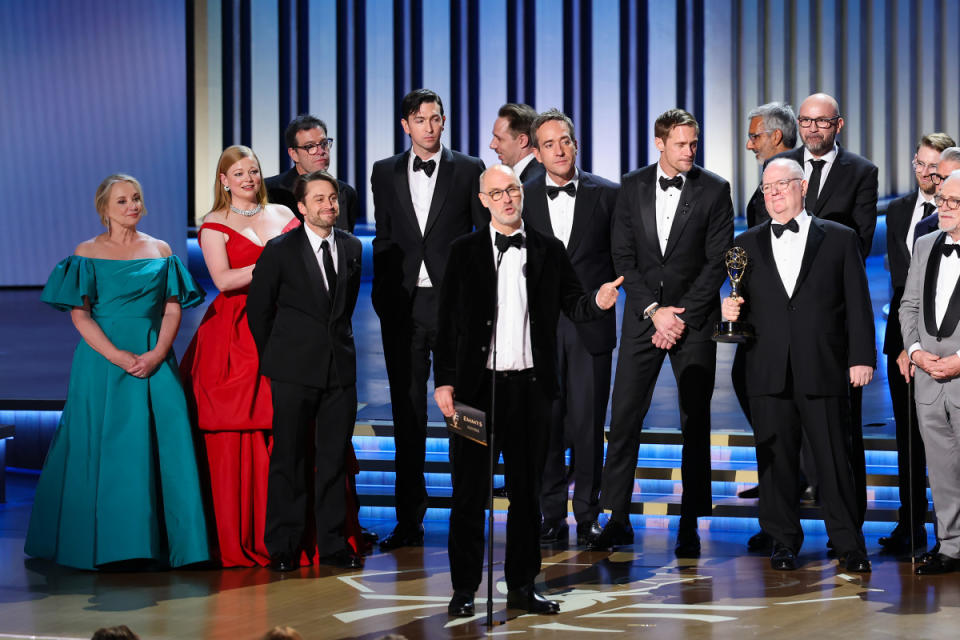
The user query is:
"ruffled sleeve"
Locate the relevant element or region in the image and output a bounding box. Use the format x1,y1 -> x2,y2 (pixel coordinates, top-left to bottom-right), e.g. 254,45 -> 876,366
40,256 -> 97,312
164,255 -> 206,310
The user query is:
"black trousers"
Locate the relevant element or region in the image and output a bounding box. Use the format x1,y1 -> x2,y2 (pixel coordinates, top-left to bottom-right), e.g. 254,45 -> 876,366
541,316 -> 612,525
886,351 -> 929,530
449,370 -> 550,593
601,318 -> 715,519
849,385 -> 866,524
380,287 -> 436,528
266,379 -> 358,557
750,379 -> 865,555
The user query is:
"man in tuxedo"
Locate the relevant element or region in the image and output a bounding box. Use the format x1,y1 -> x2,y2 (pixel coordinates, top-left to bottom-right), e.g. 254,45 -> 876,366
760,92 -> 879,525
371,89 -> 487,550
744,102 -> 797,228
247,171 -> 364,570
881,133 -> 955,555
434,164 -> 622,616
722,158 -> 874,572
490,103 -> 545,183
521,109 -> 619,547
899,171 -> 960,575
915,148 -> 960,239
265,114 -> 359,232
594,109 -> 734,557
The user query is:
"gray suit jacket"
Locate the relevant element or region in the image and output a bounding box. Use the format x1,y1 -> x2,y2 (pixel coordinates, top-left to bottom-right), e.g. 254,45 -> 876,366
900,230 -> 960,405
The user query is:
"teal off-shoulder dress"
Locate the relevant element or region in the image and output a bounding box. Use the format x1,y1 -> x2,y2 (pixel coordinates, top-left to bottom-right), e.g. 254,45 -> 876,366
24,255 -> 211,570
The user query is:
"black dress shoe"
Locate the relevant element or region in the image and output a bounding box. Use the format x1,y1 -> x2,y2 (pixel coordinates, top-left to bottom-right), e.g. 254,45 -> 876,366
675,525 -> 701,559
747,530 -> 774,553
770,544 -> 797,571
839,550 -> 871,573
539,520 -> 570,545
879,525 -> 927,555
920,542 -> 942,563
269,552 -> 298,572
915,553 -> 960,575
506,584 -> 559,614
360,527 -> 379,544
379,524 -> 425,550
318,548 -> 364,569
577,520 -> 603,547
588,519 -> 634,550
448,590 -> 476,617
737,485 -> 759,499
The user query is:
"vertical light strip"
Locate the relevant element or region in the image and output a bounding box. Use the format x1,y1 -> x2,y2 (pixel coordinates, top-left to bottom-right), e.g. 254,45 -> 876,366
309,0 -> 339,176
943,0 -> 960,134
248,0 -> 280,177
591,0 -> 620,181
193,0 -> 223,222
892,0 -> 914,194
867,0 -> 890,194
917,0 -> 937,134
535,0 -> 564,111
703,0 -> 735,190
790,0 -> 812,104
842,0 -> 864,153
478,0 -> 508,167
739,0 -> 762,216
365,0 -> 395,213
646,0 -> 678,160
421,0 -> 452,150
764,0 -> 788,104
818,0 -> 839,94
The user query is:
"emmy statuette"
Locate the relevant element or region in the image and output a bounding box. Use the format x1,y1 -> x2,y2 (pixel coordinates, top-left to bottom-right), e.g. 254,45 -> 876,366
712,247 -> 755,343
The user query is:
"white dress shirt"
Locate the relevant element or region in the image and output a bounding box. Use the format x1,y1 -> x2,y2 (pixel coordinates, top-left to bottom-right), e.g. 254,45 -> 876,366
803,144 -> 839,201
408,147 -> 442,287
655,163 -> 685,255
487,224 -> 534,371
770,211 -> 811,297
545,170 -> 579,248
303,223 -> 338,290
909,236 -> 960,360
513,153 -> 535,180
907,189 -> 936,255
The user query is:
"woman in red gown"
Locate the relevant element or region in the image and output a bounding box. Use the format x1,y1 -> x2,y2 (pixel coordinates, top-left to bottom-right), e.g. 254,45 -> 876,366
181,145 -> 365,567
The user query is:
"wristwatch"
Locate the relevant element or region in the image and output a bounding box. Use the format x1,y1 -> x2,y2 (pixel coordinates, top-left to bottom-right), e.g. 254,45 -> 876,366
644,304 -> 660,320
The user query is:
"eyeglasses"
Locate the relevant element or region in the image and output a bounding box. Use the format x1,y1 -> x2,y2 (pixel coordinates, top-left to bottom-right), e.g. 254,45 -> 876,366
797,116 -> 840,129
759,178 -> 803,195
296,139 -> 334,155
930,172 -> 949,185
747,130 -> 769,142
934,194 -> 960,211
913,158 -> 938,174
485,185 -> 522,201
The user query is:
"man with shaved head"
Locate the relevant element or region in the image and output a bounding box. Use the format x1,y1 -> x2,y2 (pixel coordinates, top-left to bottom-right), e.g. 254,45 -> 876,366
722,158 -> 874,572
434,164 -> 622,615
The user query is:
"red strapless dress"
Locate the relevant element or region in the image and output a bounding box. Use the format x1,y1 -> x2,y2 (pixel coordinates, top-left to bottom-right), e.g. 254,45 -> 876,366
181,220 -> 366,567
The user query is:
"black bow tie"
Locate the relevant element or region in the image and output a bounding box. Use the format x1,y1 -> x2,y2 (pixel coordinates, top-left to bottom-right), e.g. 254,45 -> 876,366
413,155 -> 436,177
771,218 -> 800,238
941,243 -> 960,258
546,182 -> 577,199
659,175 -> 683,191
495,232 -> 524,253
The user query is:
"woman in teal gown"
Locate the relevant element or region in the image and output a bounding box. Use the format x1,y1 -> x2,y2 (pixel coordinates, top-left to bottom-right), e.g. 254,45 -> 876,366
24,174 -> 211,570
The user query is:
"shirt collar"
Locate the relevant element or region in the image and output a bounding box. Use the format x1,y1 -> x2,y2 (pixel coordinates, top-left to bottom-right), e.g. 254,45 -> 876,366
408,146 -> 443,170
303,222 -> 334,252
513,153 -> 535,178
917,188 -> 935,204
804,144 -> 839,166
545,168 -> 579,189
771,210 -> 811,237
489,221 -> 525,244
655,162 -> 687,184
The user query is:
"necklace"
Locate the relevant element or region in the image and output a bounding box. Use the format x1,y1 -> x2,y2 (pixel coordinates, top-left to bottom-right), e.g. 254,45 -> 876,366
230,203 -> 262,217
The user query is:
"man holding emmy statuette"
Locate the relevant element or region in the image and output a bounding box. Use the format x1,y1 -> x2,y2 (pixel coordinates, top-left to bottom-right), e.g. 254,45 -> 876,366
721,158 -> 874,572
433,164 -> 622,618
713,247 -> 754,342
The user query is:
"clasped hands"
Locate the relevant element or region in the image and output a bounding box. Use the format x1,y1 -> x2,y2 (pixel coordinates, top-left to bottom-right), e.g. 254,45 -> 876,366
911,350 -> 960,381
721,295 -> 873,387
115,350 -> 164,379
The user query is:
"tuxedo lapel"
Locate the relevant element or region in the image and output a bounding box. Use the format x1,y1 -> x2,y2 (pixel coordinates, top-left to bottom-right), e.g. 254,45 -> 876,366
330,230 -> 348,319
663,168 -> 701,260
754,222 -> 791,300
523,181 -> 555,238
637,170 -> 661,258
296,228 -> 332,316
921,232 -> 960,338
812,146 -> 846,216
525,227 -> 546,298
792,218 -> 826,297
424,147 -> 455,237
566,174 -> 597,257
392,151 -> 421,238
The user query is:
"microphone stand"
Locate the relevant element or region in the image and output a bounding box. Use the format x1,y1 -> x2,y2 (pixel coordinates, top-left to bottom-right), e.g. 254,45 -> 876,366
486,247 -> 505,626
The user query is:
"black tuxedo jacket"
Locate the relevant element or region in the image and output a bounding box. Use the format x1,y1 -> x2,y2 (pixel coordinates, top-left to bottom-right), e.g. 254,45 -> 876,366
265,167 -> 358,232
756,145 -> 879,258
735,218 -> 875,397
522,170 -> 619,354
611,163 -> 733,335
745,186 -> 765,228
915,211 -> 940,239
884,192 -> 919,355
247,226 -> 363,388
370,147 -> 486,312
434,225 -> 608,404
518,157 -> 545,183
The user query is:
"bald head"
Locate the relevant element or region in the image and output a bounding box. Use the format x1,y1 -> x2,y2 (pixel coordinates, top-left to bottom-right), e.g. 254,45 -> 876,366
764,158 -> 805,181
479,163 -> 520,193
800,93 -> 840,118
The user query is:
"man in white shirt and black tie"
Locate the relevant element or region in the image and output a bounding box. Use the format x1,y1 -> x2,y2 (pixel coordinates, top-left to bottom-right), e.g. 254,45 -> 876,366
434,164 -> 622,617
722,158 -> 874,573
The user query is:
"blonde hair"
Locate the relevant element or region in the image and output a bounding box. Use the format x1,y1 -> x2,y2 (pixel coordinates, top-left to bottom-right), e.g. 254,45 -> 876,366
94,174 -> 147,228
206,144 -> 268,224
